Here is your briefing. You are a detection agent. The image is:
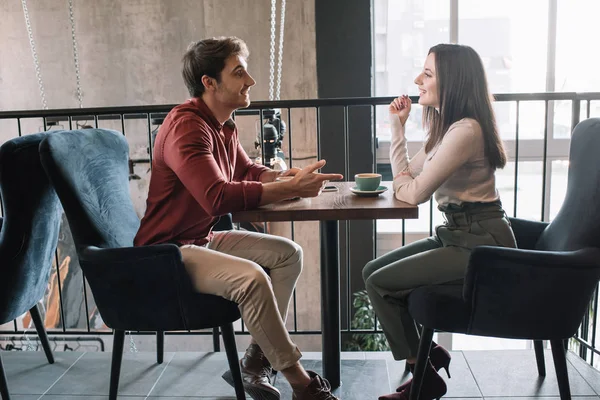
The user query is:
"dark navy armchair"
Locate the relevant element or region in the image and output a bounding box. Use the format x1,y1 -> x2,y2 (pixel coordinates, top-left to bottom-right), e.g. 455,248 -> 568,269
39,129 -> 245,400
0,133 -> 62,400
407,118 -> 600,400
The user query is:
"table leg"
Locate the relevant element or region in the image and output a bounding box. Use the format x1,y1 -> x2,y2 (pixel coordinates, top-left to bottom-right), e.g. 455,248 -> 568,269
320,220 -> 341,388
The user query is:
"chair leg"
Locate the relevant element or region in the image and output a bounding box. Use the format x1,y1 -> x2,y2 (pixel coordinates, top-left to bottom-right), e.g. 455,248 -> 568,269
0,354 -> 10,400
550,339 -> 572,400
29,304 -> 54,364
156,331 -> 164,364
109,330 -> 125,400
221,323 -> 246,400
533,340 -> 546,376
410,327 -> 434,400
212,327 -> 221,352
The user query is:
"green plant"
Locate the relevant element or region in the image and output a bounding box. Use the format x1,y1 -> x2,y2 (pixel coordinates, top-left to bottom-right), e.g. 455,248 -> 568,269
343,289 -> 390,351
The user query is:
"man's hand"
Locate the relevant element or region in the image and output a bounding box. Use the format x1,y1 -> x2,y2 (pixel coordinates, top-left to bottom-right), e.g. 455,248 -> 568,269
288,160 -> 343,198
259,167 -> 302,183
259,160 -> 343,205
279,167 -> 301,178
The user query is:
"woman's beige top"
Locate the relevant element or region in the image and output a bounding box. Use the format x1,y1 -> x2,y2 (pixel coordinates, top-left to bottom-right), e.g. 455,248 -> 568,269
390,115 -> 499,206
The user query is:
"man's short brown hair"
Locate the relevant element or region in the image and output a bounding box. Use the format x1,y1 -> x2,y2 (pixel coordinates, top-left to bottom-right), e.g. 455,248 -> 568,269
181,36 -> 250,97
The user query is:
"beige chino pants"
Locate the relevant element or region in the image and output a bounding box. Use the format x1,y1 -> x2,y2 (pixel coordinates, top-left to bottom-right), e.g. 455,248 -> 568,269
180,230 -> 303,370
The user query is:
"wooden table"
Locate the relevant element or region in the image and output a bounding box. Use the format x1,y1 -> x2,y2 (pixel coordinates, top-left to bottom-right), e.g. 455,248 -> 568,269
233,181 -> 418,388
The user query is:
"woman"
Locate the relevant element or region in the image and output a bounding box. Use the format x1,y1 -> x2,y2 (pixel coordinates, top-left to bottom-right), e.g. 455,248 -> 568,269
363,44 -> 517,400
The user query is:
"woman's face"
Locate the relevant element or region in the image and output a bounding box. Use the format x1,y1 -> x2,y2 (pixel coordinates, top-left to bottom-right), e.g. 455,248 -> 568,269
414,53 -> 439,108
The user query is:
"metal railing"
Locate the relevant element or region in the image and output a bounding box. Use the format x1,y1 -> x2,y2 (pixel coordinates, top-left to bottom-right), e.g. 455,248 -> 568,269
0,92 -> 598,369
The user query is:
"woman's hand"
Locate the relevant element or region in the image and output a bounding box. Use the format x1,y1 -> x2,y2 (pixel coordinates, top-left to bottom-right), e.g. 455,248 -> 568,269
389,95 -> 411,127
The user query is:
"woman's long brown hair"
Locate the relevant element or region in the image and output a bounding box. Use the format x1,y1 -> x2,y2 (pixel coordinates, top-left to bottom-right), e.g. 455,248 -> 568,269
423,44 -> 507,169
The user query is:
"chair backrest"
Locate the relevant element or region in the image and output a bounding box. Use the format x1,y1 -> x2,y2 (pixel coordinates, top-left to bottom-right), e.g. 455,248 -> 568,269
0,133 -> 62,323
536,118 -> 600,251
39,129 -> 139,251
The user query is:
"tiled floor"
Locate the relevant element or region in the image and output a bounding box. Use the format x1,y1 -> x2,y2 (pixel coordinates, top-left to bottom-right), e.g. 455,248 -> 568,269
1,350 -> 599,399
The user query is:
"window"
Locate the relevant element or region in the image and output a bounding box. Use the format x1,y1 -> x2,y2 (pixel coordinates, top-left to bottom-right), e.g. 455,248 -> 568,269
373,0 -> 577,236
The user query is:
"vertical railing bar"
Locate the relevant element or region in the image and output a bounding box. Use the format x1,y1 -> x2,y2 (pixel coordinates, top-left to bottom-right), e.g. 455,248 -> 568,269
146,114 -> 153,165
13,320 -> 17,332
261,109 -> 269,236
17,118 -> 23,137
346,221 -> 350,333
580,287 -> 594,361
589,286 -> 599,365
541,100 -> 549,221
587,100 -> 591,119
316,107 -> 321,160
93,115 -> 99,129
371,104 -> 379,333
287,107 -> 298,332
291,220 -> 298,333
43,117 -> 47,132
54,247 -> 67,333
259,109 -> 266,167
372,105 -> 378,260
513,100 -> 520,218
429,200 -> 434,237
120,114 -> 126,136
343,106 -> 349,180
402,219 -> 406,247
82,274 -> 91,332
68,116 -> 73,130
344,106 -> 351,332
571,98 -> 581,133
580,300 -> 590,360
287,108 -> 293,169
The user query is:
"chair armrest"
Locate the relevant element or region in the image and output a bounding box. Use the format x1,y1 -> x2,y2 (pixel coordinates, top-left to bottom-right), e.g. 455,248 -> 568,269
508,217 -> 549,250
463,246 -> 600,339
79,243 -> 182,265
78,244 -> 189,331
213,213 -> 234,232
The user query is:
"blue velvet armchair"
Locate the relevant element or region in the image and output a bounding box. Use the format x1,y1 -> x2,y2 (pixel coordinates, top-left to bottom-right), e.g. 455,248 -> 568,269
39,129 -> 246,400
0,133 -> 62,400
407,118 -> 600,400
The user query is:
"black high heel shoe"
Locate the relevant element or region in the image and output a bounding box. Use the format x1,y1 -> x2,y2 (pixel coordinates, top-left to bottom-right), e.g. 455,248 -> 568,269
429,343 -> 451,378
395,343 -> 451,392
381,360 -> 447,400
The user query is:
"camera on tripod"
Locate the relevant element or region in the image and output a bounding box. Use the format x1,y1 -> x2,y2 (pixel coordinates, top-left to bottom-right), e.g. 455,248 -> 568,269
254,109 -> 287,170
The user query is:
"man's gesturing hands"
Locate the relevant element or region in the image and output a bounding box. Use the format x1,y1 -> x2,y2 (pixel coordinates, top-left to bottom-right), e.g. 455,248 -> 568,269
287,160 -> 343,198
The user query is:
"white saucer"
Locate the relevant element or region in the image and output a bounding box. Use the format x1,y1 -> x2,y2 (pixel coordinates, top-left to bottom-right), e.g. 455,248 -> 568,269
350,185 -> 388,197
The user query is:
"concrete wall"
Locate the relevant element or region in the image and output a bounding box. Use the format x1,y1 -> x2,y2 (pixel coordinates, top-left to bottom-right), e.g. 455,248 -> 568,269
0,0 -> 325,352
0,0 -> 316,108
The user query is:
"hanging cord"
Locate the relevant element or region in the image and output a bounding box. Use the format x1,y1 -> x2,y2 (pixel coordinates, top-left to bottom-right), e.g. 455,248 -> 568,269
268,0 -> 277,101
275,0 -> 286,100
21,0 -> 47,110
68,0 -> 83,108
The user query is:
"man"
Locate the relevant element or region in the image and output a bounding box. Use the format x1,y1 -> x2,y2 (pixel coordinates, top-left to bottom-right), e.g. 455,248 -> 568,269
134,36 -> 342,400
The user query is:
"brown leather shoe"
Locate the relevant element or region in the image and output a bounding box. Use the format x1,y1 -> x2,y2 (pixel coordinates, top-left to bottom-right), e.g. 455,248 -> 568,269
292,371 -> 339,400
222,343 -> 280,400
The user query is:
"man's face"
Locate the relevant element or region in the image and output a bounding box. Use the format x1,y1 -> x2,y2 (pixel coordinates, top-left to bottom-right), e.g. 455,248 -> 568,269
214,54 -> 256,109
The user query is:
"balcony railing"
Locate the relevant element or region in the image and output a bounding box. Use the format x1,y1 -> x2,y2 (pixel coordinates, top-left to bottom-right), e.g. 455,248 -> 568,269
0,92 -> 598,369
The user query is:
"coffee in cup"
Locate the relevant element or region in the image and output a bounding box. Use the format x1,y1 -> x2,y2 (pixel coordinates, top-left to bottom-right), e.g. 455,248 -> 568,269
354,173 -> 382,191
